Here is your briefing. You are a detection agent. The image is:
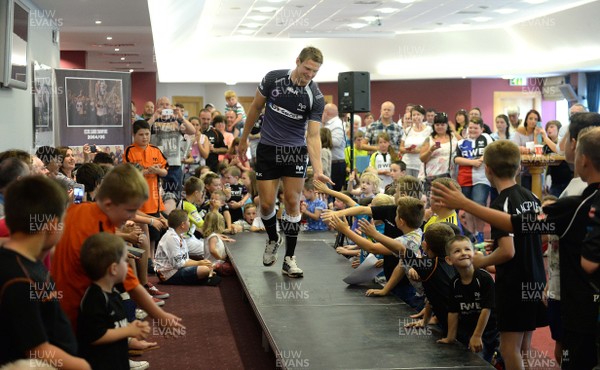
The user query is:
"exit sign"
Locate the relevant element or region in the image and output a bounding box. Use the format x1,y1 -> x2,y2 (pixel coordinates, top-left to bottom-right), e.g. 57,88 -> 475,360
509,78 -> 528,86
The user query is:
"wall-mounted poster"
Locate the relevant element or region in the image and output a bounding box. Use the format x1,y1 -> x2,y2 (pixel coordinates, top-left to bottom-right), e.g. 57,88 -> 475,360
65,77 -> 123,127
32,61 -> 54,148
54,69 -> 131,149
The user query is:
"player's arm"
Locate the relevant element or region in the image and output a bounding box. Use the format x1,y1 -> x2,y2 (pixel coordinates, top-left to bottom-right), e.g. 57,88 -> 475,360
307,120 -> 326,179
240,90 -> 266,145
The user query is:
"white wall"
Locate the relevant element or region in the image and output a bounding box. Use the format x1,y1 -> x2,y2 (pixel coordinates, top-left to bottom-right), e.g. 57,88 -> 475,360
0,0 -> 60,152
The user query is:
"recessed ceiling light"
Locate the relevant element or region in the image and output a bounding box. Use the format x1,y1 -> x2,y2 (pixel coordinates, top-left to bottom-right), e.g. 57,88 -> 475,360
395,0 -> 417,3
114,48 -> 119,51
120,57 -> 125,60
471,16 -> 492,22
348,23 -> 368,29
247,15 -> 270,21
360,16 -> 378,22
254,6 -> 278,13
129,69 -> 134,73
238,29 -> 255,35
95,20 -> 102,24
377,8 -> 399,14
106,36 -> 112,40
523,0 -> 547,3
494,8 -> 517,14
243,23 -> 263,28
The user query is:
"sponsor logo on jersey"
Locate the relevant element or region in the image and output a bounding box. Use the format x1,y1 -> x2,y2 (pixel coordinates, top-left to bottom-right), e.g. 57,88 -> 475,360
270,103 -> 304,120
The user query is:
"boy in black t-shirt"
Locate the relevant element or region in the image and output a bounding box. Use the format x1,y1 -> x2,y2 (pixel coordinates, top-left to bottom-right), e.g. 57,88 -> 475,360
78,233 -> 150,370
433,140 -> 547,370
0,176 -> 90,369
439,235 -> 500,365
433,115 -> 600,370
222,166 -> 249,223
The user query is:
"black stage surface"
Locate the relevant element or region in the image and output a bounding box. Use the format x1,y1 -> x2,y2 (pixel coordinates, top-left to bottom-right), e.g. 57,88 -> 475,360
226,231 -> 494,370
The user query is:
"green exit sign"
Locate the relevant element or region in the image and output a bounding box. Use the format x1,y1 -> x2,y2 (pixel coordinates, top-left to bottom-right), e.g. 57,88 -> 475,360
509,77 -> 528,86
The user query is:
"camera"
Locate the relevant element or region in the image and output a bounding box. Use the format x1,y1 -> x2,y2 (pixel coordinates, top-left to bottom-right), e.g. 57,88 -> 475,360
161,108 -> 174,120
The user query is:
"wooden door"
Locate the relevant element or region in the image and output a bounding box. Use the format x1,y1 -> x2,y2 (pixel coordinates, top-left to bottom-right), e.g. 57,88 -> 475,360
172,96 -> 204,118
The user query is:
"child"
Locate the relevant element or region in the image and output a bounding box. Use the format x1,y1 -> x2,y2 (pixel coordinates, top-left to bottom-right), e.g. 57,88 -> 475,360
0,176 -> 90,369
300,180 -> 328,231
433,140 -> 547,370
404,223 -> 457,335
439,235 -> 500,365
370,132 -> 396,192
202,212 -> 234,276
320,127 -> 333,179
423,177 -> 459,230
222,166 -> 250,223
51,164 -> 183,336
233,203 -> 263,232
180,176 -> 206,259
330,196 -> 425,310
349,171 -> 380,199
200,172 -> 233,230
123,120 -> 169,260
454,117 -> 494,242
78,233 -> 151,370
385,159 -> 406,193
154,210 -> 219,285
224,89 -> 246,133
345,131 -> 369,175
224,138 -> 251,172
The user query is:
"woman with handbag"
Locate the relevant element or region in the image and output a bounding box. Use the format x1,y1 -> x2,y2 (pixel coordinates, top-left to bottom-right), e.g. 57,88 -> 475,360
419,112 -> 456,197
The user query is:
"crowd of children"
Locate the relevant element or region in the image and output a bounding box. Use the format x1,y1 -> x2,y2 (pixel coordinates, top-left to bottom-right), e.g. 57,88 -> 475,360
1,107 -> 600,370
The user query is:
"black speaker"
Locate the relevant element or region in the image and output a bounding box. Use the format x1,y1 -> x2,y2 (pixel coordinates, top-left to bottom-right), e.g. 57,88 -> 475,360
338,71 -> 370,113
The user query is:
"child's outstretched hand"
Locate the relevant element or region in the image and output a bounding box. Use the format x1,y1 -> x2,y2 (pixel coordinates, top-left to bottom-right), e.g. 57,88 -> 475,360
407,267 -> 420,281
365,288 -> 387,297
437,337 -> 456,345
357,219 -> 377,238
320,209 -> 336,222
327,214 -> 349,231
313,179 -> 329,194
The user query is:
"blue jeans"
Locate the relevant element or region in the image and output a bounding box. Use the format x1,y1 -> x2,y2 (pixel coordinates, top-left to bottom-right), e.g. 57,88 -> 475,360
163,165 -> 183,199
461,183 -> 490,206
162,266 -> 221,286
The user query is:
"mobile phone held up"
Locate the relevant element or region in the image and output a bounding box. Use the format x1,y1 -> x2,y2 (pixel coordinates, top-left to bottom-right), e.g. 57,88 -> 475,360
73,184 -> 85,204
90,144 -> 97,153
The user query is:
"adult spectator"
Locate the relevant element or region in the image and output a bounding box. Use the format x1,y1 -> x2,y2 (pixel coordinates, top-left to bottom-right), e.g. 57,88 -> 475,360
131,101 -> 143,123
452,109 -> 469,139
364,101 -> 403,153
558,103 -> 588,153
148,96 -> 196,198
538,120 -> 573,197
507,107 -> 521,134
225,110 -> 240,137
0,157 -> 30,218
400,105 -> 432,178
200,109 -> 227,173
322,103 -> 346,191
512,109 -> 542,190
491,114 -> 511,141
205,103 -> 215,113
425,108 -> 436,126
36,146 -> 61,178
142,101 -> 154,120
182,116 -> 210,180
214,114 -> 234,154
419,112 -> 457,194
224,90 -> 247,133
469,107 -> 492,134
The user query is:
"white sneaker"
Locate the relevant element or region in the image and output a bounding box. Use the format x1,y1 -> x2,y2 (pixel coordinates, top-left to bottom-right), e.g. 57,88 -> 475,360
282,256 -> 303,278
129,359 -> 150,370
135,308 -> 148,320
263,234 -> 282,266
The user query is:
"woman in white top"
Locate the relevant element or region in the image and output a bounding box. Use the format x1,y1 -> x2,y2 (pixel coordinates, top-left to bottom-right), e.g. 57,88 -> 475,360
419,112 -> 457,185
183,116 -> 210,178
491,114 -> 511,141
400,105 -> 432,178
512,109 -> 541,191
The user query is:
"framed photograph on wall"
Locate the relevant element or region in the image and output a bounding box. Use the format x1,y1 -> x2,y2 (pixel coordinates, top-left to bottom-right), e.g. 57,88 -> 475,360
65,77 -> 124,127
32,61 -> 54,148
0,0 -> 30,90
54,69 -> 131,150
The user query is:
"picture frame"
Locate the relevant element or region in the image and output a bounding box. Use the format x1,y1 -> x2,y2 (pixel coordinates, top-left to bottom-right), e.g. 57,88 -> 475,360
0,0 -> 30,90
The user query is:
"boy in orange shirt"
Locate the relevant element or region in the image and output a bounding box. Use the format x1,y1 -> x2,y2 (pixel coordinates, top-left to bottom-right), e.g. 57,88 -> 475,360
51,164 -> 184,335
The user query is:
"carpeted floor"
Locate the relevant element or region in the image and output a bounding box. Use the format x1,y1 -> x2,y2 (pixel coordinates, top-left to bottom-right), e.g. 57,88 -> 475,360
135,274 -> 276,370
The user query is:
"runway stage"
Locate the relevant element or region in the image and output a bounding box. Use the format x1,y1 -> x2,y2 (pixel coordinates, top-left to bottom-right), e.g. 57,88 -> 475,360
226,231 -> 494,370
